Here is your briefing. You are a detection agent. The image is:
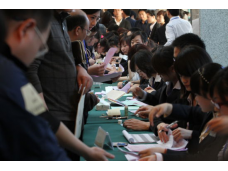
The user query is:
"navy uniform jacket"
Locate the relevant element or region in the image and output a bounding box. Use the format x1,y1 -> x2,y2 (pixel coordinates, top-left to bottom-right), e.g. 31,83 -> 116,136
125,17 -> 136,28
0,45 -> 69,160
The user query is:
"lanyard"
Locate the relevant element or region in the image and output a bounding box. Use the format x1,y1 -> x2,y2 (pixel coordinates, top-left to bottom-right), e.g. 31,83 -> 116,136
83,40 -> 90,67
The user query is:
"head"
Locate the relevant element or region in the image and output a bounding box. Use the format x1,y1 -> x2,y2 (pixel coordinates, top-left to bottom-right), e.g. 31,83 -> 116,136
127,27 -> 141,36
130,10 -> 137,20
132,49 -> 156,79
3,9 -> 52,66
156,10 -> 167,25
172,33 -> 206,57
95,38 -> 110,54
152,46 -> 176,82
122,9 -> 131,18
120,33 -> 131,55
167,9 -> 179,18
66,10 -> 90,41
107,23 -> 119,33
190,63 -> 222,112
113,9 -> 123,18
108,35 -> 119,53
128,44 -> 149,71
174,45 -> 212,92
101,11 -> 112,28
85,23 -> 99,46
146,10 -> 156,24
210,67 -> 228,115
180,9 -> 189,20
81,9 -> 101,30
138,9 -> 147,22
130,31 -> 148,47
147,39 -> 157,51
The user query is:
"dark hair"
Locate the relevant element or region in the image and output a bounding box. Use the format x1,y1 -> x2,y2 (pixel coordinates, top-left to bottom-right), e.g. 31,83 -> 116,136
157,10 -> 170,25
129,27 -> 142,32
174,45 -> 212,77
132,49 -> 156,78
191,63 -> 222,98
123,9 -> 131,16
66,14 -> 87,31
107,9 -> 114,17
147,39 -> 157,51
101,11 -> 112,28
209,66 -> 228,102
164,13 -> 170,25
130,31 -> 148,46
128,44 -> 149,71
91,22 -> 99,32
172,33 -> 206,50
167,9 -> 179,16
107,23 -> 119,32
130,10 -> 137,19
108,35 -> 119,47
117,27 -> 128,36
179,9 -> 189,19
138,9 -> 147,13
0,10 -> 6,49
151,46 -> 174,74
99,38 -> 110,52
81,9 -> 101,15
146,10 -> 155,16
2,9 -> 53,32
120,33 -> 131,54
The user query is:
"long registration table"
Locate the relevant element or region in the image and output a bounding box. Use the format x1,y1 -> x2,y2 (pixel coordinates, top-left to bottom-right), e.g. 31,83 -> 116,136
80,83 -> 152,161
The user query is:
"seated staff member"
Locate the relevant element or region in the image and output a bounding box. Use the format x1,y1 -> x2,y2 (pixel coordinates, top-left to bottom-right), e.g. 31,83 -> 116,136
139,63 -> 227,161
0,9 -> 114,161
208,67 -> 228,161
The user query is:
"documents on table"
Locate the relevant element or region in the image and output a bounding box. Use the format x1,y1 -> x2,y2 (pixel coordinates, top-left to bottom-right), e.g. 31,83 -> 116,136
119,82 -> 131,93
122,130 -> 158,143
103,47 -> 118,70
111,106 -> 139,110
106,90 -> 125,100
107,108 -> 121,116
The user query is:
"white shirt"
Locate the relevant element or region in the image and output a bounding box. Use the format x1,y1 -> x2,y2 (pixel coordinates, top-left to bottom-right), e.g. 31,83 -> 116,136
114,18 -> 123,26
150,22 -> 156,31
164,16 -> 193,46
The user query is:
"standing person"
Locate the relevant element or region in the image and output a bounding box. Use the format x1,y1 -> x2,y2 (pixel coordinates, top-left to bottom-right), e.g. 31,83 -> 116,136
130,10 -> 137,20
122,9 -> 136,28
164,9 -> 193,46
146,10 -> 160,41
109,9 -> 131,30
135,9 -> 149,36
101,11 -> 113,28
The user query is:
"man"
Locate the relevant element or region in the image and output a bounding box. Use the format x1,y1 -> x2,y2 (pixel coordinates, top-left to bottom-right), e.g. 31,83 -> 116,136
123,9 -> 136,28
135,9 -> 149,36
109,9 -> 131,30
164,9 -> 193,46
146,10 -> 160,41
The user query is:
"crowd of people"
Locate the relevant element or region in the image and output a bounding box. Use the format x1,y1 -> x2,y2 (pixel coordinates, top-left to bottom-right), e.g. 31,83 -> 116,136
0,9 -> 228,161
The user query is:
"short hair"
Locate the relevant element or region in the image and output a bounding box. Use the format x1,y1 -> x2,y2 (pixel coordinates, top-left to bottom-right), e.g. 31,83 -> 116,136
81,9 -> 101,15
172,33 -> 206,50
132,49 -> 156,78
107,23 -> 119,32
117,27 -> 128,36
120,33 -> 131,54
108,35 -> 119,47
138,9 -> 147,13
123,9 -> 131,16
167,9 -> 180,16
209,66 -> 228,102
66,14 -> 87,31
129,27 -> 141,33
157,10 -> 166,16
101,11 -> 112,28
191,63 -> 222,98
146,10 -> 155,17
151,46 -> 174,74
130,31 -> 148,46
99,38 -> 110,52
130,10 -> 137,19
2,9 -> 53,32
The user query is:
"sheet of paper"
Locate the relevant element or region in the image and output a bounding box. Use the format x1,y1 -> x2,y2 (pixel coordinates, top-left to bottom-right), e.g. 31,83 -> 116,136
123,93 -> 133,97
106,90 -> 125,100
126,97 -> 133,100
104,47 -> 118,69
107,108 -> 121,116
119,82 -> 131,93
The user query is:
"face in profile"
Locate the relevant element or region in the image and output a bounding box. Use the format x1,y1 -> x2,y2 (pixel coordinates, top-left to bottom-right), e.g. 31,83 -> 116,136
135,65 -> 148,79
179,75 -> 191,91
157,14 -> 165,25
195,94 -> 214,112
86,11 -> 100,30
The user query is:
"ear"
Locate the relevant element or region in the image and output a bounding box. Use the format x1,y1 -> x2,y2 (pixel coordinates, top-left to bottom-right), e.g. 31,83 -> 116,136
16,18 -> 36,43
74,26 -> 81,36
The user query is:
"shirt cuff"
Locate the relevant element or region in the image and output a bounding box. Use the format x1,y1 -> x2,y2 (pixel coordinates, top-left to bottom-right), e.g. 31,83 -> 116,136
155,153 -> 163,161
137,90 -> 147,101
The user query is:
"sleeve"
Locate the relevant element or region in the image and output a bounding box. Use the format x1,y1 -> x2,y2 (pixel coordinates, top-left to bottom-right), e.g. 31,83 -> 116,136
125,20 -> 131,30
155,153 -> 163,161
142,89 -> 161,105
164,24 -> 175,46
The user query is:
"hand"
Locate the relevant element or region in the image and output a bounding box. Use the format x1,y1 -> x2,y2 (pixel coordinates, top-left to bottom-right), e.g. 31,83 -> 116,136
157,123 -> 170,143
88,63 -> 105,76
135,105 -> 154,119
117,82 -> 123,89
127,86 -> 144,98
89,58 -> 96,65
149,103 -> 173,127
123,119 -> 150,130
139,147 -> 165,158
144,87 -> 153,91
172,128 -> 192,142
138,155 -> 157,161
208,116 -> 228,135
76,65 -> 93,94
85,147 -> 115,161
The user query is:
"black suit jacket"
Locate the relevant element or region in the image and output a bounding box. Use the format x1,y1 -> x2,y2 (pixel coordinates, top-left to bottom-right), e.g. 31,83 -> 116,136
148,22 -> 160,40
125,17 -> 136,28
153,24 -> 167,45
110,18 -> 131,30
162,105 -> 227,161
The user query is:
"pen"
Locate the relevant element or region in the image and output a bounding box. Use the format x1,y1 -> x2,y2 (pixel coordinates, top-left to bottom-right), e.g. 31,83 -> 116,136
158,121 -> 178,133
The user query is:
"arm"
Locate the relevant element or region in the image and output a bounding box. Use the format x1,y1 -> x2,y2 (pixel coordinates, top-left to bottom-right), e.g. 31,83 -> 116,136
164,24 -> 175,46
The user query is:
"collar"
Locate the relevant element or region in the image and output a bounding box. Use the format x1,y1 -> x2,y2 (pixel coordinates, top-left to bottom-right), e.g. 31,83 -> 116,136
125,16 -> 130,19
154,74 -> 161,82
173,81 -> 181,90
54,10 -> 70,23
170,16 -> 180,21
114,18 -> 123,25
150,21 -> 157,27
1,42 -> 28,72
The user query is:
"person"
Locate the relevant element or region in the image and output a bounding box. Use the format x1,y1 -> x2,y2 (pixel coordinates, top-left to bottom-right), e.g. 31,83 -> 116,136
208,66 -> 228,160
122,9 -> 136,28
164,9 -> 193,46
139,63 -> 227,161
180,9 -> 190,21
146,10 -> 160,41
130,10 -> 137,20
0,9 -> 114,161
109,9 -> 131,30
82,9 -> 101,30
101,11 -> 113,28
153,10 -> 170,45
127,27 -> 141,36
135,9 -> 149,36
172,33 -> 206,57
107,23 -> 119,33
130,31 -> 148,47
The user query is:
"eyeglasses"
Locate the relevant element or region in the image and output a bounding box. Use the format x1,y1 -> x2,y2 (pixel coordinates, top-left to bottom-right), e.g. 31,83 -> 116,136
81,27 -> 91,36
211,100 -> 228,109
34,27 -> 49,58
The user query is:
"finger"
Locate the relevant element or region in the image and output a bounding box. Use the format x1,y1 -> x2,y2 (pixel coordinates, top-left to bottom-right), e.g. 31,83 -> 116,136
138,149 -> 148,155
149,108 -> 160,127
170,123 -> 178,129
162,132 -> 169,143
135,107 -> 147,114
104,151 -> 115,159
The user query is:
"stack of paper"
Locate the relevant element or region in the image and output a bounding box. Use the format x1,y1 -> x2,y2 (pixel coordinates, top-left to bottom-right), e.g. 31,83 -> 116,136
122,130 -> 158,143
106,90 -> 125,100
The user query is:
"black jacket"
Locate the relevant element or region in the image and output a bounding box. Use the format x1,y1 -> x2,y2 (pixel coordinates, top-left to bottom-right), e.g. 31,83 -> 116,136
125,17 -> 136,28
153,24 -> 167,45
149,22 -> 160,41
110,18 -> 131,30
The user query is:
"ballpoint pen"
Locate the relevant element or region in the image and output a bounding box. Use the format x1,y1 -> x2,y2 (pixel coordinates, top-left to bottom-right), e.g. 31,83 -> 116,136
158,120 -> 178,133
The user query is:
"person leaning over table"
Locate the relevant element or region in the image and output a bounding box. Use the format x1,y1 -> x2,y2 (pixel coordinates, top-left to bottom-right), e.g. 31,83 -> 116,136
138,63 -> 227,161
0,9 -> 114,161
